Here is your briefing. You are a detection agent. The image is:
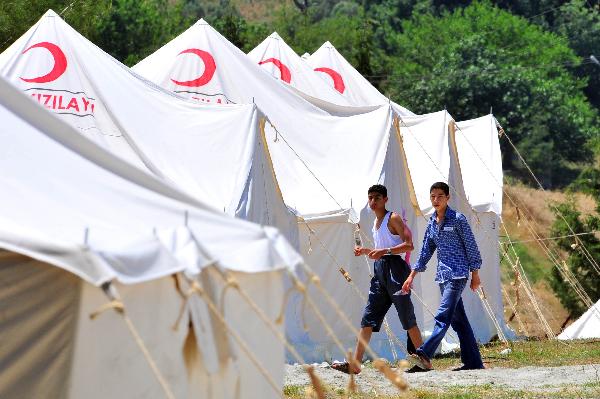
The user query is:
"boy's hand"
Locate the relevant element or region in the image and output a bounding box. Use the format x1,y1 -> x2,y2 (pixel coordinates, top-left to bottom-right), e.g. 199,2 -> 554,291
368,249 -> 386,260
470,271 -> 481,291
401,277 -> 413,294
354,246 -> 370,256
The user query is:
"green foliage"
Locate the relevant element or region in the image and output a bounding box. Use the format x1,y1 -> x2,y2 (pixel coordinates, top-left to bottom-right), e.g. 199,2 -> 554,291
501,241 -> 548,284
548,198 -> 600,317
0,1 -> 110,52
256,5 -> 387,86
553,0 -> 600,109
201,1 -> 273,53
386,1 -> 599,188
93,0 -> 192,66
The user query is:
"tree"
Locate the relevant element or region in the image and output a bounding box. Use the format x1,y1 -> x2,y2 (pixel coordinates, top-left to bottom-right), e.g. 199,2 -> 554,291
548,198 -> 600,318
386,1 -> 599,188
0,1 -> 110,52
553,0 -> 600,109
93,0 -> 191,66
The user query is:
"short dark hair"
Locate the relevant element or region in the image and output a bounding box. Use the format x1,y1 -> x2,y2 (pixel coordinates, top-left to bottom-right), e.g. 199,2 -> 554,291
368,184 -> 387,197
430,182 -> 449,196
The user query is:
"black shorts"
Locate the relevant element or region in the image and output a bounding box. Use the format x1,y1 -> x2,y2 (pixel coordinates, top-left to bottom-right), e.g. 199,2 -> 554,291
360,255 -> 417,332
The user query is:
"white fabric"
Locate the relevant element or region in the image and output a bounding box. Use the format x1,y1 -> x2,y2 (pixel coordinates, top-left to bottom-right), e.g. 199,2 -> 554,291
0,253 -> 285,399
133,19 -> 376,115
131,17 -> 513,360
248,32 -> 350,106
455,115 -> 503,214
372,211 -> 403,251
0,252 -> 81,399
132,18 -> 393,218
398,111 -> 452,215
558,300 -> 600,340
306,41 -> 414,117
263,105 -> 392,216
0,74 -> 298,399
447,118 -> 514,344
0,76 -> 302,284
0,10 -> 298,248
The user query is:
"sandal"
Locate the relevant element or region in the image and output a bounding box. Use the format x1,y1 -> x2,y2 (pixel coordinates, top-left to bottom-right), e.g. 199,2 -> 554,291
331,361 -> 361,374
408,353 -> 433,371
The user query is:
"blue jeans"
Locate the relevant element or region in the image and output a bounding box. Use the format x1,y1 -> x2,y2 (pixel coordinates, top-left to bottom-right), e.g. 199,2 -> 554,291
416,278 -> 484,369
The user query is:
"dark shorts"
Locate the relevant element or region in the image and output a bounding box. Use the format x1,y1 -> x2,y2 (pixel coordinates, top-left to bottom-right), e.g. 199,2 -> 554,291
361,255 -> 417,332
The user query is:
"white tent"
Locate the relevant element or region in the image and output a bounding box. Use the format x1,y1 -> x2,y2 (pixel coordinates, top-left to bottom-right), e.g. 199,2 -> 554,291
307,39 -> 512,346
558,300 -> 600,340
0,76 -> 303,398
454,114 -> 512,343
247,32 -> 350,106
394,111 -> 513,347
306,41 -> 414,116
132,18 -> 414,361
0,10 -> 298,248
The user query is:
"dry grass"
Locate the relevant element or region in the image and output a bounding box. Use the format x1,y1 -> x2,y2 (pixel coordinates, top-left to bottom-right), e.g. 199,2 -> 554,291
503,184 -> 596,235
233,0 -> 292,22
500,183 -> 597,337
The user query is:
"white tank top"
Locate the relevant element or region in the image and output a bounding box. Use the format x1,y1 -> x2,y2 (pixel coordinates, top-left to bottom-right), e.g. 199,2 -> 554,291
372,211 -> 403,253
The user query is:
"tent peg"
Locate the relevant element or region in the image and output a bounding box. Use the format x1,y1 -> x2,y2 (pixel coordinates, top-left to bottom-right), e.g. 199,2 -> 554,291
184,210 -> 189,227
83,227 -> 89,246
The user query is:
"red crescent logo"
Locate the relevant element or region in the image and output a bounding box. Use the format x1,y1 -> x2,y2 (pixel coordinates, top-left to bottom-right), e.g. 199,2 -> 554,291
171,48 -> 216,87
314,67 -> 345,94
20,42 -> 67,83
258,57 -> 291,84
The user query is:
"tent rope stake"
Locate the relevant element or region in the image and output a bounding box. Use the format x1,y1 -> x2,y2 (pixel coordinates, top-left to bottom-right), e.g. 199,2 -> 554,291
500,225 -> 559,339
502,285 -> 529,335
266,115 -> 411,360
299,217 -> 406,357
298,265 -> 410,392
456,117 -> 595,326
498,124 -> 600,278
211,270 -> 333,398
477,287 -> 509,346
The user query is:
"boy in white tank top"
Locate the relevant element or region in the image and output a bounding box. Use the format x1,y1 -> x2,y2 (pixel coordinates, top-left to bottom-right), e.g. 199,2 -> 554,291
332,184 -> 425,374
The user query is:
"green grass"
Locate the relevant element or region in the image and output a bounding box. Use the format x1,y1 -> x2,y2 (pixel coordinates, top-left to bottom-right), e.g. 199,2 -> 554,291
413,383 -> 600,399
283,384 -> 303,397
285,383 -> 600,399
500,241 -> 550,284
284,340 -> 600,398
410,339 -> 600,370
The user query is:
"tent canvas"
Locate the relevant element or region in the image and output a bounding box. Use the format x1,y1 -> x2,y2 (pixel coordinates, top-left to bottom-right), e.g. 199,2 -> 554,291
247,32 -> 351,106
0,76 -> 302,398
133,18 -> 414,361
0,10 -> 298,248
397,110 -> 512,346
306,41 -> 511,345
306,41 -> 414,117
558,300 -> 600,340
454,114 -> 512,342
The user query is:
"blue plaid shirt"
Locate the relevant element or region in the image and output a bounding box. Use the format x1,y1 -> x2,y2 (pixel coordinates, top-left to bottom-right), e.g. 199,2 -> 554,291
412,206 -> 482,282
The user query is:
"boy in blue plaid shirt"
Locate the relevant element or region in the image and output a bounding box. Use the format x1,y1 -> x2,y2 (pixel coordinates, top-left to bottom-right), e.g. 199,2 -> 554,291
401,182 -> 484,371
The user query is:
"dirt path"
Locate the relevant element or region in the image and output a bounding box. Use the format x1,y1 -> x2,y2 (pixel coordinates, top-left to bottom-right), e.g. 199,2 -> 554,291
285,363 -> 600,396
